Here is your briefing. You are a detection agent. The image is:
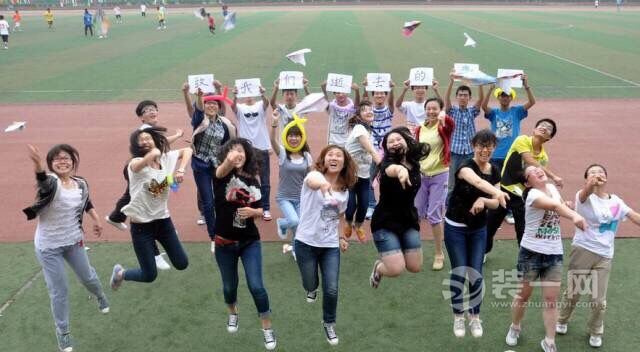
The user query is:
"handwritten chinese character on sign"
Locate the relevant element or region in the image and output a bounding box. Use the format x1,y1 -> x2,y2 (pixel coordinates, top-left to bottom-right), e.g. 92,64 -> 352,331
326,73 -> 352,94
188,74 -> 215,94
366,73 -> 391,92
409,67 -> 433,86
235,78 -> 261,98
278,71 -> 304,90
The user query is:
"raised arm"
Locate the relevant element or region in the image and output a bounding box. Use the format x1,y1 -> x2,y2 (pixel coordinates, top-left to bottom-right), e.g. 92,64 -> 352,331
395,80 -> 410,109
388,81 -> 395,114
231,87 -> 239,114
522,74 -> 536,110
166,129 -> 184,145
320,80 -> 329,101
303,77 -> 310,96
431,80 -> 442,100
482,84 -> 495,114
269,79 -> 279,110
361,77 -> 370,102
269,109 -> 281,156
259,86 -> 269,111
353,82 -> 361,107
130,148 -> 161,173
173,147 -> 193,182
182,82 -> 195,118
445,70 -> 455,112
27,144 -> 45,173
474,84 -> 484,110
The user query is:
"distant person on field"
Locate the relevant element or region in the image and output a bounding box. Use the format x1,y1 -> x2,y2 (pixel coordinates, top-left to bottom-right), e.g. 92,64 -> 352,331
12,10 -> 22,32
44,8 -> 54,30
141,3 -> 147,17
207,13 -> 215,34
114,6 -> 122,24
83,9 -> 94,37
156,6 -> 166,30
0,15 -> 9,49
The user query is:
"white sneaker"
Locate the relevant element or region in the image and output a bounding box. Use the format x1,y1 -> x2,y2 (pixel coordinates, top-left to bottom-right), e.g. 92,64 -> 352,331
211,241 -> 216,254
262,210 -> 272,221
227,314 -> 238,333
323,322 -> 339,346
555,322 -> 567,335
276,218 -> 287,240
505,214 -> 515,224
506,324 -> 520,346
155,254 -> 170,270
105,216 -> 127,231
469,317 -> 483,338
589,335 -> 602,348
541,339 -> 558,352
365,207 -> 374,220
306,290 -> 318,303
196,216 -> 206,225
282,243 -> 293,254
453,316 -> 466,338
262,328 -> 276,350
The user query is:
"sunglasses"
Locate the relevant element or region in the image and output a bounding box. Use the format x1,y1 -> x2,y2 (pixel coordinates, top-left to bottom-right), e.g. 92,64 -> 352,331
244,112 -> 259,118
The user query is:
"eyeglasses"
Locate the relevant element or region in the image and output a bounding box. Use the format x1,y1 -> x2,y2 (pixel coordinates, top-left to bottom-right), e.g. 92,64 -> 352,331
53,156 -> 72,162
475,144 -> 495,151
142,107 -> 158,114
244,112 -> 259,118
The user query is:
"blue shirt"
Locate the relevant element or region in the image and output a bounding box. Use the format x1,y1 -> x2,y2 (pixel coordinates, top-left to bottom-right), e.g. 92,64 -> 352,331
83,13 -> 93,26
485,105 -> 528,160
447,105 -> 480,155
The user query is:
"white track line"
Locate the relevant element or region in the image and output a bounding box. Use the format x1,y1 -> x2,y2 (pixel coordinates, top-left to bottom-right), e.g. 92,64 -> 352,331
0,269 -> 42,317
425,14 -> 640,88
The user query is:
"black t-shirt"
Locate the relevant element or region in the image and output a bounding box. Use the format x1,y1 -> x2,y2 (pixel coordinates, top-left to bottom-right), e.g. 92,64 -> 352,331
371,161 -> 422,235
445,158 -> 500,230
213,171 -> 262,241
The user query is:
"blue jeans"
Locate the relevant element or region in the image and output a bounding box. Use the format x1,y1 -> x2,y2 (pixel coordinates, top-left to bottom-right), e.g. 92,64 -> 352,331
444,222 -> 486,315
346,177 -> 370,224
215,239 -> 271,318
373,228 -> 422,256
192,157 -> 216,239
277,198 -> 300,247
125,218 -> 189,283
258,149 -> 271,211
447,153 -> 473,198
294,240 -> 340,324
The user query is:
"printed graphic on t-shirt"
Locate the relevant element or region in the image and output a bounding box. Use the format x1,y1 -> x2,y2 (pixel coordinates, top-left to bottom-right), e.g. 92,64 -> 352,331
330,109 -> 350,134
224,176 -> 262,228
495,118 -> 513,139
536,210 -> 561,240
320,196 -> 341,238
147,178 -> 169,197
599,203 -> 621,233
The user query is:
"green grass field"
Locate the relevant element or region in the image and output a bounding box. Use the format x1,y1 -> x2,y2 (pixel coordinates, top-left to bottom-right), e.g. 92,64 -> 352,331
1,7 -> 640,104
1,239 -> 639,351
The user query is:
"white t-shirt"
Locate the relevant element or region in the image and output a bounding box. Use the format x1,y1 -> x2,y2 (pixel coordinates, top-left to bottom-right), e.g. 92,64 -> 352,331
327,99 -> 355,147
141,4 -> 146,11
236,101 -> 270,151
295,171 -> 348,248
399,101 -> 426,127
521,184 -> 564,255
344,124 -> 373,179
122,150 -> 179,223
35,182 -> 84,250
114,7 -> 121,15
572,192 -> 631,258
0,20 -> 10,35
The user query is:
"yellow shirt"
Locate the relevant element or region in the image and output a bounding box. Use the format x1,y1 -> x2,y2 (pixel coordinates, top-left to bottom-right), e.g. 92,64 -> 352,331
44,12 -> 54,22
157,11 -> 165,20
501,135 -> 548,196
418,122 -> 448,176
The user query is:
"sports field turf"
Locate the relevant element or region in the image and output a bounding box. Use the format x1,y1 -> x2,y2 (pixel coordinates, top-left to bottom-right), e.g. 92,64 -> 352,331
1,7 -> 640,103
1,239 -> 638,351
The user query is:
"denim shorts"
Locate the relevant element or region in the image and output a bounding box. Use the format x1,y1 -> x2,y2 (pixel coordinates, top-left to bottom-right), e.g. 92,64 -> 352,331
372,228 -> 422,256
517,247 -> 563,282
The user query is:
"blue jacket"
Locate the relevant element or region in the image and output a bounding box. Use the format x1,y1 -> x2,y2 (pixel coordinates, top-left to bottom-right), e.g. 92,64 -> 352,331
83,13 -> 93,26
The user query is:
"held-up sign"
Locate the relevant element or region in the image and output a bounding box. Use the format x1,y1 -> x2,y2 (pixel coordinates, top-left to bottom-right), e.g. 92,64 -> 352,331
496,69 -> 524,91
366,73 -> 391,92
326,73 -> 352,94
279,71 -> 304,90
188,74 -> 215,94
453,63 -> 479,81
235,78 -> 262,98
409,67 -> 434,86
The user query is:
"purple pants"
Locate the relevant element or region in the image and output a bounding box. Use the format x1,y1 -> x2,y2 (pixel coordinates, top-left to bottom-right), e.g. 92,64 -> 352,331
414,171 -> 448,225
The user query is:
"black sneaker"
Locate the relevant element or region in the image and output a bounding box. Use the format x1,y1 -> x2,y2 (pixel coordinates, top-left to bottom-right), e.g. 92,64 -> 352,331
306,290 -> 318,303
323,322 -> 339,346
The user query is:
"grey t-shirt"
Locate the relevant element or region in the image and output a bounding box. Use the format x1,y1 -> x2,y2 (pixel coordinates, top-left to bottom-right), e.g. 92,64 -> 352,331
276,145 -> 312,201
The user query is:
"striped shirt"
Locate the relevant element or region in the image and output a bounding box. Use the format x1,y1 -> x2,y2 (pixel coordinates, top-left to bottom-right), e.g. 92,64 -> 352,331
372,105 -> 393,151
447,105 -> 480,155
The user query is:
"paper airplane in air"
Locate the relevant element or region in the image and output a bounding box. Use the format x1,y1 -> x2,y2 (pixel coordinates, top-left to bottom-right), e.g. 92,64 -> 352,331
463,32 -> 477,47
286,48 -> 312,66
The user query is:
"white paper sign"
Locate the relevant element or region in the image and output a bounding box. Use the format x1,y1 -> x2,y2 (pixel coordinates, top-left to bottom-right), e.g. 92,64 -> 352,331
497,69 -> 524,90
235,78 -> 261,98
279,71 -> 304,90
326,73 -> 352,94
188,74 -> 215,94
366,73 -> 391,92
409,67 -> 434,86
453,63 -> 479,82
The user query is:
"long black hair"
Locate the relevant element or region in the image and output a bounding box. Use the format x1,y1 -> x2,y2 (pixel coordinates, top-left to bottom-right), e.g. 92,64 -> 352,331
217,138 -> 261,177
129,126 -> 169,158
378,127 -> 430,176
